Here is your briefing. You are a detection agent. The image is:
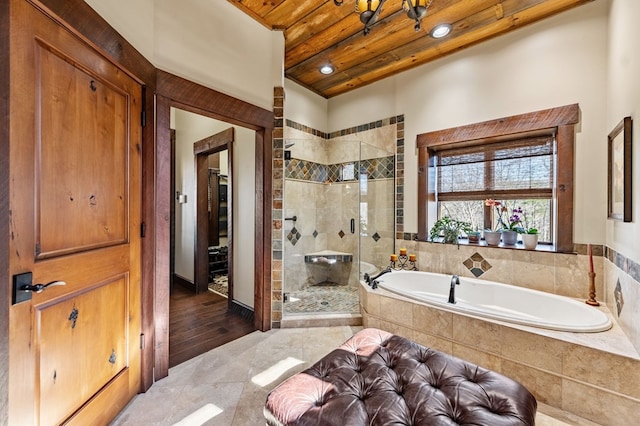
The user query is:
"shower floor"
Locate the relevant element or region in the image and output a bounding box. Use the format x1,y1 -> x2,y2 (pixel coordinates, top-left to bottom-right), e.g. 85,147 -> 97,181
283,284 -> 359,315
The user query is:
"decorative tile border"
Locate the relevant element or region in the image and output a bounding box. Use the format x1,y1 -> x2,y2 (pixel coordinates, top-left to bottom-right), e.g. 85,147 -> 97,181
286,117 -> 399,140
285,119 -> 328,139
607,246 -> 640,283
285,156 -> 394,183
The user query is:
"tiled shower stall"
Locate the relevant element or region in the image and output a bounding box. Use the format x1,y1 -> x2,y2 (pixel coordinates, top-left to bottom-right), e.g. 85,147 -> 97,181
272,101 -> 400,325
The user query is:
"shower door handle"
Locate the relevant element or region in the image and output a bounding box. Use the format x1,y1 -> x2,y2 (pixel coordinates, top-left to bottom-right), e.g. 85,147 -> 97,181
350,218 -> 355,234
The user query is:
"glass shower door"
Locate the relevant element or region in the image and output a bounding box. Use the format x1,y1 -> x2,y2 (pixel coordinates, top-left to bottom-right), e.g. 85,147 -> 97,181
358,142 -> 395,281
282,138 -> 361,316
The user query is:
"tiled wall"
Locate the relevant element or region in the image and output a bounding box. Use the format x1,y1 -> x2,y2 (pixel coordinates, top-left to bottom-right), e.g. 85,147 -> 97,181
285,156 -> 394,183
604,248 -> 640,355
394,240 -> 605,299
392,238 -> 640,356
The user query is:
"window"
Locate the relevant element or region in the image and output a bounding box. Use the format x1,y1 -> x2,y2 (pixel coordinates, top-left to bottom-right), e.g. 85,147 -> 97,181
416,104 -> 579,252
436,136 -> 555,243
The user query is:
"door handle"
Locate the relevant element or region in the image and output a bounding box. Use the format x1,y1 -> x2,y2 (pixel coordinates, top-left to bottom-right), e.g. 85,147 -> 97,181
12,272 -> 66,304
351,218 -> 355,234
22,280 -> 66,293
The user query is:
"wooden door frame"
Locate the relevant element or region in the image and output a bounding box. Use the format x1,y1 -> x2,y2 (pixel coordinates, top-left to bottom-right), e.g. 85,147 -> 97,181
155,70 -> 273,380
194,128 -> 234,295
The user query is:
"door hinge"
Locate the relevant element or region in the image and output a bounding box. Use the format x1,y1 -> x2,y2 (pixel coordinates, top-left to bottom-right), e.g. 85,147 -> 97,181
141,110 -> 146,127
140,222 -> 146,238
140,333 -> 145,350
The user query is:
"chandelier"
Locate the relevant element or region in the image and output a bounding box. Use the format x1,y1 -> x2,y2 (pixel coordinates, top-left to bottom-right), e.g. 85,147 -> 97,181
334,0 -> 434,35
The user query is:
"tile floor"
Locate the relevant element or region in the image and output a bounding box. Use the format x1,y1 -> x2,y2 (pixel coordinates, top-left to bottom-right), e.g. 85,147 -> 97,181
283,285 -> 359,314
112,326 -> 601,426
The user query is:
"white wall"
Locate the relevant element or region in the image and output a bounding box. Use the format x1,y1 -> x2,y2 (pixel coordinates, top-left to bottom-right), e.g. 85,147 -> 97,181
324,1 -> 609,245
173,108 -> 255,308
327,77 -> 397,132
84,0 -> 155,60
85,0 -> 281,110
607,0 -> 639,264
284,80 -> 329,131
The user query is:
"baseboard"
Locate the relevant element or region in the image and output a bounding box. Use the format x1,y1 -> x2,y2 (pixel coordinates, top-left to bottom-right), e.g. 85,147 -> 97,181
174,274 -> 195,292
229,299 -> 254,321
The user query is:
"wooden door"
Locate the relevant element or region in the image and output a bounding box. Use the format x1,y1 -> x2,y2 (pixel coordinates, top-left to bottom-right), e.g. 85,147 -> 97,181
194,128 -> 234,294
8,0 -> 143,424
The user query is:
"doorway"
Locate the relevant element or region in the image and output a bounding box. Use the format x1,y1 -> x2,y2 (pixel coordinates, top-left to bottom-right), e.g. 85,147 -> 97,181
193,127 -> 232,297
169,108 -> 258,366
205,151 -> 229,298
154,70 -> 273,380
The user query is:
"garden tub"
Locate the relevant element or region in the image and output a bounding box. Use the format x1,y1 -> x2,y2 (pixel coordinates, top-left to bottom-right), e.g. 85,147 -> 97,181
374,270 -> 611,332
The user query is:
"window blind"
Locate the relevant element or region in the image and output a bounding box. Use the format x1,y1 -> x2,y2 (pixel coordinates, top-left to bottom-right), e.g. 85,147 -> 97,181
436,135 -> 555,200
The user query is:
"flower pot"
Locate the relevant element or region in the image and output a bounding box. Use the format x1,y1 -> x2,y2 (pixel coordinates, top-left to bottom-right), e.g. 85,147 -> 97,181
468,232 -> 481,243
501,230 -> 518,245
484,231 -> 501,246
522,233 -> 538,250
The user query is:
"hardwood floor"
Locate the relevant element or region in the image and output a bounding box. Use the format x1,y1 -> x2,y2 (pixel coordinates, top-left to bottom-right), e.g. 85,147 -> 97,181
169,284 -> 256,368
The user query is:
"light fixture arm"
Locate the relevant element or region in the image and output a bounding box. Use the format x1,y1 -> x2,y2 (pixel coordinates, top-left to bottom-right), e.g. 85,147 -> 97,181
362,0 -> 387,35
336,0 -> 439,35
404,0 -> 421,31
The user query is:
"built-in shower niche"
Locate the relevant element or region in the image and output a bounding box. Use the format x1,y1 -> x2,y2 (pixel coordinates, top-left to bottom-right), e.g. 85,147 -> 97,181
304,250 -> 353,286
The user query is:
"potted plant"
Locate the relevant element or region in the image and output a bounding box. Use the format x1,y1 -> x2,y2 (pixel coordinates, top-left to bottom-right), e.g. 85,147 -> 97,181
484,199 -> 524,245
521,227 -> 538,250
483,199 -> 505,245
429,216 -> 472,244
467,228 -> 481,243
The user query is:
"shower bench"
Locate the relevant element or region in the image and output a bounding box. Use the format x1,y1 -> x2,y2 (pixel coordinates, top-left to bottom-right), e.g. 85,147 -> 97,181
264,328 -> 537,425
303,250 -> 353,264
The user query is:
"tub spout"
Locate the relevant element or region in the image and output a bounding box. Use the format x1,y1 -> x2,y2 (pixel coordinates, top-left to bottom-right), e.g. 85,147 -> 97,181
448,275 -> 460,304
366,266 -> 392,289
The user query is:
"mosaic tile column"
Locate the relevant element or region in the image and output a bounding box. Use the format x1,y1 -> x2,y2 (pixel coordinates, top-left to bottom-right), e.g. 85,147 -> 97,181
395,115 -> 405,239
394,115 -> 418,242
271,87 -> 284,328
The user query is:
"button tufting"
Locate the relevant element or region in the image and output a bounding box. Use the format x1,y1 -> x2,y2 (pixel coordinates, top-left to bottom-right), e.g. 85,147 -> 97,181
265,329 -> 537,426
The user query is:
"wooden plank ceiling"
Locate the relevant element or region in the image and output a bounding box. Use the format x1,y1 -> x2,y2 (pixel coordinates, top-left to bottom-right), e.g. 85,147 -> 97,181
228,0 -> 593,98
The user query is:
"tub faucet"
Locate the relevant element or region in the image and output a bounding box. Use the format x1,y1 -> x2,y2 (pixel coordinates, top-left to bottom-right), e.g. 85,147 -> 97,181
366,266 -> 392,289
448,275 -> 460,304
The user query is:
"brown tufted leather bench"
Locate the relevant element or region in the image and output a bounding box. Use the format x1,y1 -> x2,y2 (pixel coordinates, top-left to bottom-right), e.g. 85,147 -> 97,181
264,328 -> 537,425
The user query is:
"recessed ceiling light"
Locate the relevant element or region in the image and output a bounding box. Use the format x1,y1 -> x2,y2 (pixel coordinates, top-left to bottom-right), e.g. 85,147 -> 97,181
430,23 -> 452,39
319,65 -> 334,75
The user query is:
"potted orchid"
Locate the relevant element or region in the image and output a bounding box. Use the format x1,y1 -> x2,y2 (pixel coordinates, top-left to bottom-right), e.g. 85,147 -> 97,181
484,199 -> 524,245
